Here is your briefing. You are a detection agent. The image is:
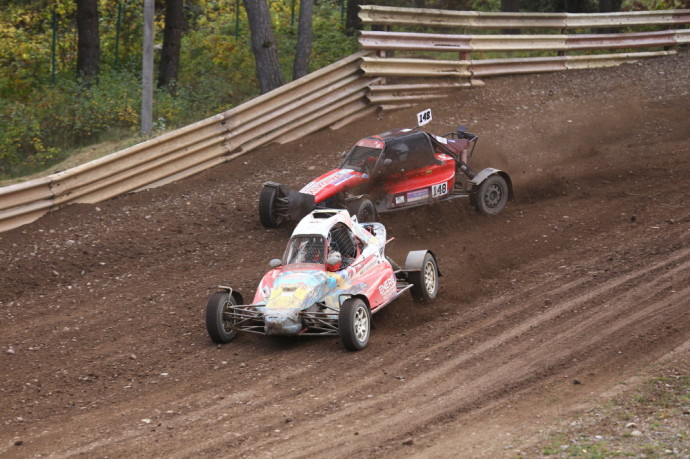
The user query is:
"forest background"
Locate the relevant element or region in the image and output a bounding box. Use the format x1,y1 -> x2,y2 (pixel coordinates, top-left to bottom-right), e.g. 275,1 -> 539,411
0,0 -> 687,180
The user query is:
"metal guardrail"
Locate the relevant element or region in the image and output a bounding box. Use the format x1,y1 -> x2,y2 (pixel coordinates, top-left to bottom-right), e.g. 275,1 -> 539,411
0,51 -> 375,232
360,29 -> 690,53
367,80 -> 485,105
360,51 -> 678,77
358,6 -> 688,111
359,5 -> 690,30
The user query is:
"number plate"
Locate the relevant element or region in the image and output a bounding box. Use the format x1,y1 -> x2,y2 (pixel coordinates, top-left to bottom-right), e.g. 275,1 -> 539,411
417,108 -> 432,127
431,182 -> 448,197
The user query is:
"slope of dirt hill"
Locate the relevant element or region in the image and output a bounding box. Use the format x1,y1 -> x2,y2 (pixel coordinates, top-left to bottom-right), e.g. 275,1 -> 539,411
1,50 -> 689,458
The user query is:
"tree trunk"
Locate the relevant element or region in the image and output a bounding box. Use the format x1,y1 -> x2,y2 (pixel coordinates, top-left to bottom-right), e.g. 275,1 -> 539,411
501,0 -> 520,34
563,0 -> 589,13
598,0 -> 622,33
345,0 -> 363,36
501,0 -> 520,12
292,0 -> 313,80
76,0 -> 100,83
439,0 -> 472,8
243,0 -> 283,94
158,0 -> 184,90
141,0 -> 154,134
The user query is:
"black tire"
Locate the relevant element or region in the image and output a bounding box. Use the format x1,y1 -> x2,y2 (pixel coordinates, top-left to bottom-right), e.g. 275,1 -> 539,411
472,175 -> 509,216
259,185 -> 285,228
409,253 -> 439,302
347,198 -> 376,223
338,298 -> 371,351
205,292 -> 238,343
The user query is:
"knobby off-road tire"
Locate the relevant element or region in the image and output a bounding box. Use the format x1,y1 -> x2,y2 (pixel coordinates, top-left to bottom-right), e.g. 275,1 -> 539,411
259,185 -> 285,228
205,292 -> 238,343
472,174 -> 509,216
338,298 -> 371,351
409,252 -> 439,302
347,198 -> 376,223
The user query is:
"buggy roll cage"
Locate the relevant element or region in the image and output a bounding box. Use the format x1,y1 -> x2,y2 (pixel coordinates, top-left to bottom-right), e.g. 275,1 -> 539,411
443,126 -> 479,159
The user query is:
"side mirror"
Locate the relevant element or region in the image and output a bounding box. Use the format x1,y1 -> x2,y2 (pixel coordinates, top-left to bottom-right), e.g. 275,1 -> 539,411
269,258 -> 282,269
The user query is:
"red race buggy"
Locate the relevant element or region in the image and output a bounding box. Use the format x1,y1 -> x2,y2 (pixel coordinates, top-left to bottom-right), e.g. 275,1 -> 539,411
259,109 -> 514,227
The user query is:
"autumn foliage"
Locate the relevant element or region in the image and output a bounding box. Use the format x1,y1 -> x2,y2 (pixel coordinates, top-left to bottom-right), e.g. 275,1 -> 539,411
0,0 -> 357,178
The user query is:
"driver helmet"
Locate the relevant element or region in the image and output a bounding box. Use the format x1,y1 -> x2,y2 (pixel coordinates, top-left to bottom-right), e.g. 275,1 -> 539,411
326,251 -> 342,272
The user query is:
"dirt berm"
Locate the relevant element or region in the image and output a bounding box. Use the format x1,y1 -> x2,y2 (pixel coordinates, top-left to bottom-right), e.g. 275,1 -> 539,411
1,50 -> 689,458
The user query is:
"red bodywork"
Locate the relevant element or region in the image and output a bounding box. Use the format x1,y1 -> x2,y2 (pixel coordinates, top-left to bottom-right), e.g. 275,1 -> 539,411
298,133 -> 468,212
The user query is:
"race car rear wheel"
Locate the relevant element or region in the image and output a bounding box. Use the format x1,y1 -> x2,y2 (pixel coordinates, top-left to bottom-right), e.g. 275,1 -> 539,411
259,185 -> 286,228
472,175 -> 509,216
205,292 -> 238,343
339,298 -> 371,351
347,198 -> 376,223
409,252 -> 439,302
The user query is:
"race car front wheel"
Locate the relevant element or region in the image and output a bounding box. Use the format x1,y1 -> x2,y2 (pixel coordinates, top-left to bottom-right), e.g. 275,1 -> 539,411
259,185 -> 286,228
206,292 -> 239,343
339,298 -> 371,351
347,198 -> 376,223
472,174 -> 509,216
409,252 -> 439,302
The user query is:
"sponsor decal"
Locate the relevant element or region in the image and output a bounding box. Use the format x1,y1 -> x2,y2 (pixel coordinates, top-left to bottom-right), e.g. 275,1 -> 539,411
355,138 -> 385,149
378,275 -> 396,297
407,188 -> 429,203
434,135 -> 448,144
332,170 -> 356,186
300,169 -> 355,195
395,195 -> 405,205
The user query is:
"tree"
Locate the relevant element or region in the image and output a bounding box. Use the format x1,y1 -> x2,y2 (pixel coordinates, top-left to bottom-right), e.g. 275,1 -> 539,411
598,0 -> 622,33
438,0 -> 472,8
243,0 -> 283,94
142,0 -> 154,134
561,0 -> 591,13
158,0 -> 184,90
501,0 -> 520,12
501,0 -> 520,34
76,0 -> 100,82
345,0 -> 363,36
292,0 -> 313,80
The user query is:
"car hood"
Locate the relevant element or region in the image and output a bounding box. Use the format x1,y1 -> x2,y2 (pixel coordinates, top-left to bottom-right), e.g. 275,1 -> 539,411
256,266 -> 363,336
299,169 -> 368,203
264,270 -> 337,311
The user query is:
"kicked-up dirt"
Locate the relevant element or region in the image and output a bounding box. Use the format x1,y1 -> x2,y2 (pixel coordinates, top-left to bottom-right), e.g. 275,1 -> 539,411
1,49 -> 689,458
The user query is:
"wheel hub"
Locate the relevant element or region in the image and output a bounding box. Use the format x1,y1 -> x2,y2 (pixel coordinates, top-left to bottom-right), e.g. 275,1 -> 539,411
423,262 -> 436,295
354,307 -> 369,342
484,184 -> 503,208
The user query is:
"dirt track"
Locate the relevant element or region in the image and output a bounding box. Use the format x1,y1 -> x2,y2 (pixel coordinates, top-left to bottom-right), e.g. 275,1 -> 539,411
1,50 -> 689,458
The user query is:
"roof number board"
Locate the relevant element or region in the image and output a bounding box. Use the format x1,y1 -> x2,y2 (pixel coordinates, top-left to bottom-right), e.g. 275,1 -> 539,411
417,108 -> 432,127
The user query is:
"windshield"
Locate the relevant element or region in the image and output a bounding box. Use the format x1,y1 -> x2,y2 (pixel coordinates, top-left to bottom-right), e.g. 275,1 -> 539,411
340,146 -> 383,175
283,235 -> 326,265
